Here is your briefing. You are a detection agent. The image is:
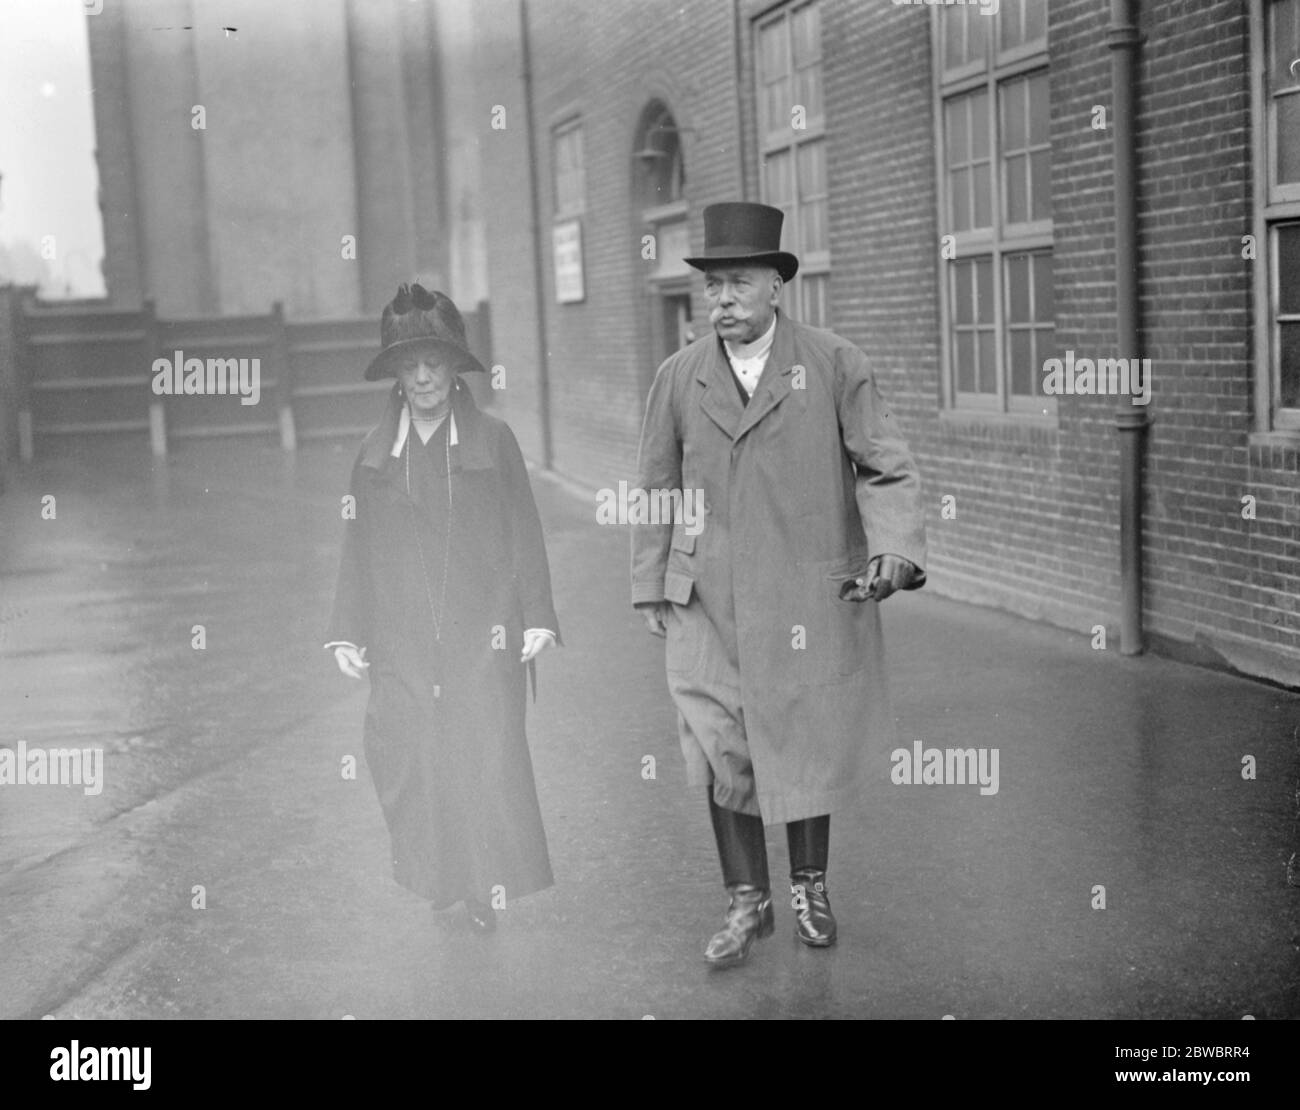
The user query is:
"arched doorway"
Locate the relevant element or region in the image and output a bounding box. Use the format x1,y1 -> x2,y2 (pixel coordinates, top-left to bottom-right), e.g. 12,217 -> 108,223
632,101 -> 692,399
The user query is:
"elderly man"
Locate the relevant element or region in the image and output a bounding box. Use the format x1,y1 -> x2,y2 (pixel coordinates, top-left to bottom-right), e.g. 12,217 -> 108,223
632,202 -> 927,968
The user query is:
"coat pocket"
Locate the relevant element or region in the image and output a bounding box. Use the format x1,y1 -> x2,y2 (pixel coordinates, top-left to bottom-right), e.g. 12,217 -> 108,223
817,554 -> 874,679
663,572 -> 704,674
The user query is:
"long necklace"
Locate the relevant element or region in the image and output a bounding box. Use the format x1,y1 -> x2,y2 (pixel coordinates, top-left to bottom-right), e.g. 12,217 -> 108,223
405,409 -> 453,642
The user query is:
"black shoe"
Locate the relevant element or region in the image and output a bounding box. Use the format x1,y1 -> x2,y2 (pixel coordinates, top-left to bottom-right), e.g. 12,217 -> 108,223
790,868 -> 837,947
465,899 -> 497,935
703,883 -> 774,967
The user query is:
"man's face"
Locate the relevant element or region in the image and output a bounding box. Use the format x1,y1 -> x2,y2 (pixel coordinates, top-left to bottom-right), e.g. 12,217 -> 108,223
704,265 -> 781,344
398,357 -> 454,417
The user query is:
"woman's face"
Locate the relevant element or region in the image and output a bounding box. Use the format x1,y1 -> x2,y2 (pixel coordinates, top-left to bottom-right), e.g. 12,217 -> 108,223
398,358 -> 454,418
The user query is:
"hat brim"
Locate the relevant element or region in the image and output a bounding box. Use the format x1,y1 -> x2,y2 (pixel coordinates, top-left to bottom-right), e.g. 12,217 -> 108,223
685,249 -> 799,283
364,336 -> 488,381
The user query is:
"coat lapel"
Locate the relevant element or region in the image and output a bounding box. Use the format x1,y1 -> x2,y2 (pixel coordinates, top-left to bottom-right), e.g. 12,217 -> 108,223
734,311 -> 796,442
696,338 -> 744,440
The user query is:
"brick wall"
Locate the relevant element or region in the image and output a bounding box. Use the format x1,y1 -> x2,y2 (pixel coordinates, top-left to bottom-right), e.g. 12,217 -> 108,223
474,0 -> 1300,685
1137,0 -> 1299,680
819,0 -> 1298,683
475,0 -> 743,491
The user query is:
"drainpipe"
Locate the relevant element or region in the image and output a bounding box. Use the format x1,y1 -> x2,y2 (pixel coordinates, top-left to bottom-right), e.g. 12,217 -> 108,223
1108,0 -> 1147,655
732,0 -> 748,199
519,0 -> 554,470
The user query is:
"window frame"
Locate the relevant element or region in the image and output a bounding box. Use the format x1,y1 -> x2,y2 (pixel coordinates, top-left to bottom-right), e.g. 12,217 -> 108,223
551,116 -> 586,220
1252,0 -> 1300,435
932,3 -> 1055,419
754,0 -> 829,328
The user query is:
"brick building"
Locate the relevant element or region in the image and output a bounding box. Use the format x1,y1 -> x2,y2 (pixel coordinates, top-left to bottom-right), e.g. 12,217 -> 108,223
470,0 -> 1300,687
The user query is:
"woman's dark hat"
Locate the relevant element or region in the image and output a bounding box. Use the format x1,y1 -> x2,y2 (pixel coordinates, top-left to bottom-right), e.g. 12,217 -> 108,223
684,202 -> 799,283
364,283 -> 488,381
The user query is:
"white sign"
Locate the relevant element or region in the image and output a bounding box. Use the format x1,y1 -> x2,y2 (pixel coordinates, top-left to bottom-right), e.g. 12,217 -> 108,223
553,220 -> 585,303
655,220 -> 691,279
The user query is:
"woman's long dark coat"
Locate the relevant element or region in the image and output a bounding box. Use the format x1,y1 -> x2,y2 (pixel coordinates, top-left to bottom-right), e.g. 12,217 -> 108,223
327,381 -> 560,909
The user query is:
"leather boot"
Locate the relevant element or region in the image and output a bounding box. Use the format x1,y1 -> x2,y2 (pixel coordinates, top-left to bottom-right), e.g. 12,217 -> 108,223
788,816 -> 836,947
708,790 -> 770,888
703,883 -> 775,967
789,868 -> 836,947
705,790 -> 772,966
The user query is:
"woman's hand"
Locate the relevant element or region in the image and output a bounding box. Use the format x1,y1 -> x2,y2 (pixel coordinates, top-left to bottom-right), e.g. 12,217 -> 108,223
520,629 -> 556,663
334,644 -> 370,679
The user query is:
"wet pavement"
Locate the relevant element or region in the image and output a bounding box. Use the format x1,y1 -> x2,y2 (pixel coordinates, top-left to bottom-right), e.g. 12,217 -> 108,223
1,437 -> 1297,1020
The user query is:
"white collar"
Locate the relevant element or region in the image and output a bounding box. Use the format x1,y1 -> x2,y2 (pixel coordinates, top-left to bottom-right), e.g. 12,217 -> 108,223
391,406 -> 458,457
723,315 -> 777,362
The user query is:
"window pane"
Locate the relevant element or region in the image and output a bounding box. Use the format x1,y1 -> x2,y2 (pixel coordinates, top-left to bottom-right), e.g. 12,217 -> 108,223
1281,322 -> 1300,407
945,98 -> 968,166
956,332 -> 976,392
1005,155 -> 1028,223
797,65 -> 823,118
1000,0 -> 1024,51
765,150 -> 792,205
1024,0 -> 1047,43
1034,326 -> 1055,394
1006,254 -> 1030,321
954,262 -> 973,324
802,273 -> 828,328
761,20 -> 788,79
950,166 -> 971,232
1028,72 -> 1050,144
973,164 -> 991,228
1010,329 -> 1034,395
1003,78 -> 1026,149
1278,224 -> 1300,314
975,257 -> 993,322
970,89 -> 990,160
802,198 -> 827,253
978,329 -> 997,392
1031,150 -> 1052,220
1272,0 -> 1300,95
967,5 -> 986,61
792,3 -> 820,67
944,8 -> 964,71
1033,252 -> 1054,319
797,140 -> 826,197
1279,93 -> 1300,184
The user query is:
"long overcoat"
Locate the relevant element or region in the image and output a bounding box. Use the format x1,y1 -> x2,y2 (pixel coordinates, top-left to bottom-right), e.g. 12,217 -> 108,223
631,311 -> 927,825
328,380 -> 560,909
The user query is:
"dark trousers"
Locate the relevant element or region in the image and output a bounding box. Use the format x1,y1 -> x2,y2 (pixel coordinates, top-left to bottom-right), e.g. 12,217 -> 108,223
707,789 -> 829,888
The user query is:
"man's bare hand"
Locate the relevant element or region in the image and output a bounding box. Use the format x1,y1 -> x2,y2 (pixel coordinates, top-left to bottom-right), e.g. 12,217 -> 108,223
638,602 -> 669,638
840,554 -> 918,604
334,644 -> 370,679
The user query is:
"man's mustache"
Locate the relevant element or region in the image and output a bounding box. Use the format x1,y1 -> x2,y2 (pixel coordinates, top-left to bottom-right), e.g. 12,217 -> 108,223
709,307 -> 751,323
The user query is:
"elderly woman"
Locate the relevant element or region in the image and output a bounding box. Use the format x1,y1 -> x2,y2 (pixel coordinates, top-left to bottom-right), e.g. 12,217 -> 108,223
325,283 -> 560,934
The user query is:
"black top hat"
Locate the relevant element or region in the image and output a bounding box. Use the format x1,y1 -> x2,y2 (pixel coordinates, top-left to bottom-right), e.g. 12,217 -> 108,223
363,283 -> 488,381
684,202 -> 799,283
